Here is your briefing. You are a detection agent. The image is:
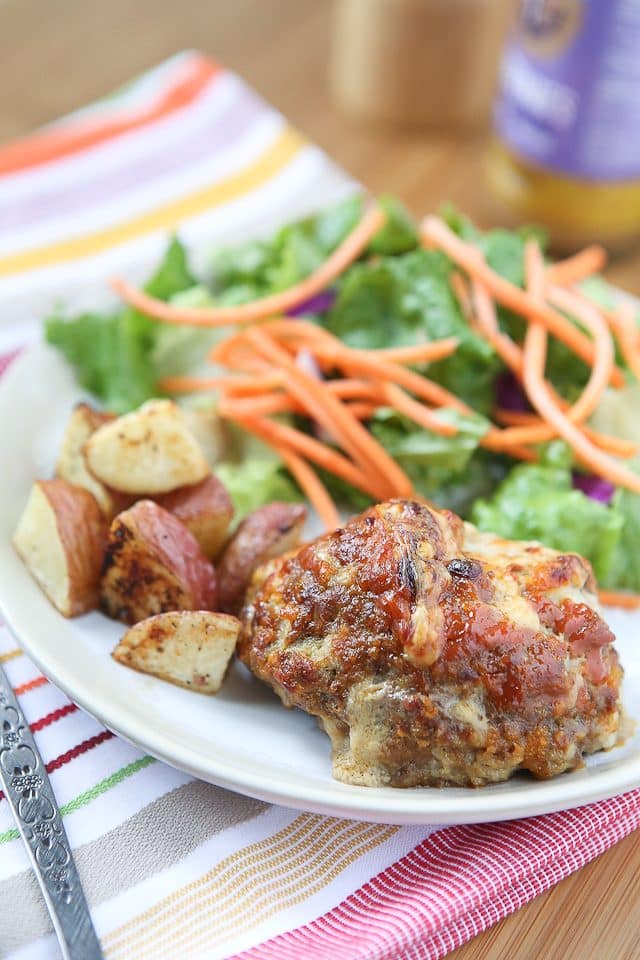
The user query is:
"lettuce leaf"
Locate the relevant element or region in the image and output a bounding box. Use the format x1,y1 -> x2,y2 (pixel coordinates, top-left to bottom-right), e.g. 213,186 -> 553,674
210,196 -> 364,306
324,248 -> 501,413
367,195 -> 418,255
588,378 -> 640,449
214,458 -> 303,522
471,463 -> 624,581
443,205 -> 546,284
209,194 -> 419,307
369,408 -> 494,513
150,285 -> 222,382
444,206 -> 591,398
602,460 -> 640,591
45,237 -> 199,413
312,408 -> 495,516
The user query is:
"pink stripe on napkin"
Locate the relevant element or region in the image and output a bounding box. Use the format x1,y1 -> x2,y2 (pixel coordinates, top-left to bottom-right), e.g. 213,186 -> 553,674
237,789 -> 640,960
0,349 -> 20,376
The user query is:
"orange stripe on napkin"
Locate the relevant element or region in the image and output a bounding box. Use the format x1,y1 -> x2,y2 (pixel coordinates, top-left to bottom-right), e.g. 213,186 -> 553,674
14,675 -> 48,696
0,55 -> 220,176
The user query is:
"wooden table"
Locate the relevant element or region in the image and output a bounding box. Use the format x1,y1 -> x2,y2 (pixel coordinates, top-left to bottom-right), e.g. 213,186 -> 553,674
1,1 -> 639,957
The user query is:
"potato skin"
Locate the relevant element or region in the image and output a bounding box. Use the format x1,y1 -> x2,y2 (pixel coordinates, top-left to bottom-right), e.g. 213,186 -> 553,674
56,403 -> 129,518
13,478 -> 107,617
112,610 -> 240,694
218,502 -> 307,615
153,474 -> 233,560
100,500 -> 217,624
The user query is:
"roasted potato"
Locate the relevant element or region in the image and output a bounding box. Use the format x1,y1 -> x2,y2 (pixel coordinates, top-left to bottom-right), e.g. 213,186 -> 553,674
100,500 -> 217,624
112,610 -> 239,693
13,479 -> 106,617
56,402 -> 128,518
218,502 -> 307,614
154,474 -> 233,560
181,406 -> 229,468
84,399 -> 210,495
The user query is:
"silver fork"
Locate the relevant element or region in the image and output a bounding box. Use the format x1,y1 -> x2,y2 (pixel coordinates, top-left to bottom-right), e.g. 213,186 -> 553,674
0,661 -> 103,959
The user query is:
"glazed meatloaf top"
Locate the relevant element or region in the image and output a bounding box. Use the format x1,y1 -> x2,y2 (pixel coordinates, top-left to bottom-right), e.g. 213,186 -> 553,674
238,499 -> 622,787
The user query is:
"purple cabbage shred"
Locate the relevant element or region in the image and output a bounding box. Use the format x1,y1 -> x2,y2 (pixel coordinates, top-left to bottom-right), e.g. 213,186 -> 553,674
495,372 -> 529,412
287,289 -> 336,317
572,472 -> 616,504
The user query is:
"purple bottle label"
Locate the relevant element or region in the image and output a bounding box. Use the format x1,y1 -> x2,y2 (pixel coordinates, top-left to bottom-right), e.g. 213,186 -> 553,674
495,0 -> 640,181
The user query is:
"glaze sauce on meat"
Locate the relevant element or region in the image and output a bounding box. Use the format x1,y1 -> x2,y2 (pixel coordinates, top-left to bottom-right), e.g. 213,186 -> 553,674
239,500 -> 622,788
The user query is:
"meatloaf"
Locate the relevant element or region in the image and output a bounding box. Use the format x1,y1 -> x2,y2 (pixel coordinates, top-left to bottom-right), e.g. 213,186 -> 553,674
238,499 -> 622,787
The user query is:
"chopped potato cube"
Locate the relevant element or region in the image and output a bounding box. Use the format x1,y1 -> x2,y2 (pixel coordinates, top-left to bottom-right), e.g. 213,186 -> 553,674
113,610 -> 240,694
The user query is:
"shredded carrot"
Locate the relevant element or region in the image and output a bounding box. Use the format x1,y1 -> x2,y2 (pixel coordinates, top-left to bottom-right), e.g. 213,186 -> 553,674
486,245 -> 615,455
496,249 -> 614,449
222,412 -> 385,500
290,330 -> 534,458
493,408 -> 538,426
348,401 -> 379,420
217,393 -> 296,418
213,377 -> 381,419
472,273 -> 618,442
479,434 -> 539,462
275,445 -> 341,531
142,209 -> 637,531
547,284 -> 614,421
238,319 -> 332,348
310,344 -> 474,414
208,331 -> 257,364
476,254 -> 639,457
601,300 -> 639,344
490,421 -> 639,458
612,302 -> 640,382
598,589 -> 640,610
219,391 -> 380,424
572,293 -> 640,383
270,325 -> 460,365
591,302 -> 623,335
492,408 -> 639,458
209,333 -> 281,370
374,339 -> 459,365
330,379 -> 381,401
112,205 -> 386,327
519,241 -> 640,491
546,245 -> 607,286
380,383 -> 459,437
451,271 -> 474,323
159,372 -> 285,395
250,320 -> 459,366
471,280 -> 523,375
523,321 -> 640,494
562,421 -> 632,458
420,216 -> 625,387
246,328 -> 414,498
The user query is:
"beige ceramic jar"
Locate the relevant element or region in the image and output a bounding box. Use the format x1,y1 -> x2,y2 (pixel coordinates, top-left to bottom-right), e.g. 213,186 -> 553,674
330,0 -> 515,129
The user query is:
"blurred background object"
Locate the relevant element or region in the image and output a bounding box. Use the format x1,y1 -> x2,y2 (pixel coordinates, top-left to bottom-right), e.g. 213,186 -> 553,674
330,0 -> 514,129
488,0 -> 640,252
1,0 -> 639,277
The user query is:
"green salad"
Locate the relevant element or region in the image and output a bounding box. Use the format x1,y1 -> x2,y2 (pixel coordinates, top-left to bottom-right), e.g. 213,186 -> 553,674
45,195 -> 640,592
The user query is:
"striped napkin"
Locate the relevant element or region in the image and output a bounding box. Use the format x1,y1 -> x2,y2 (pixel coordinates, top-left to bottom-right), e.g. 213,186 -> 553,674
1,52 -> 639,960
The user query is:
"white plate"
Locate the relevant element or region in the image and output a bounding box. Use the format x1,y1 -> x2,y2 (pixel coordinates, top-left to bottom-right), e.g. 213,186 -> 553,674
1,342 -> 639,825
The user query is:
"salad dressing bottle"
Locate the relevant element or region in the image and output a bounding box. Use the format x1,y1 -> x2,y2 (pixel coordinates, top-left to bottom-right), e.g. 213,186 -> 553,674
487,0 -> 640,252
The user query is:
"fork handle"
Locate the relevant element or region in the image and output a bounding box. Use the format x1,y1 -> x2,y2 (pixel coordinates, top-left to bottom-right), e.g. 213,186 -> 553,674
0,661 -> 103,960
